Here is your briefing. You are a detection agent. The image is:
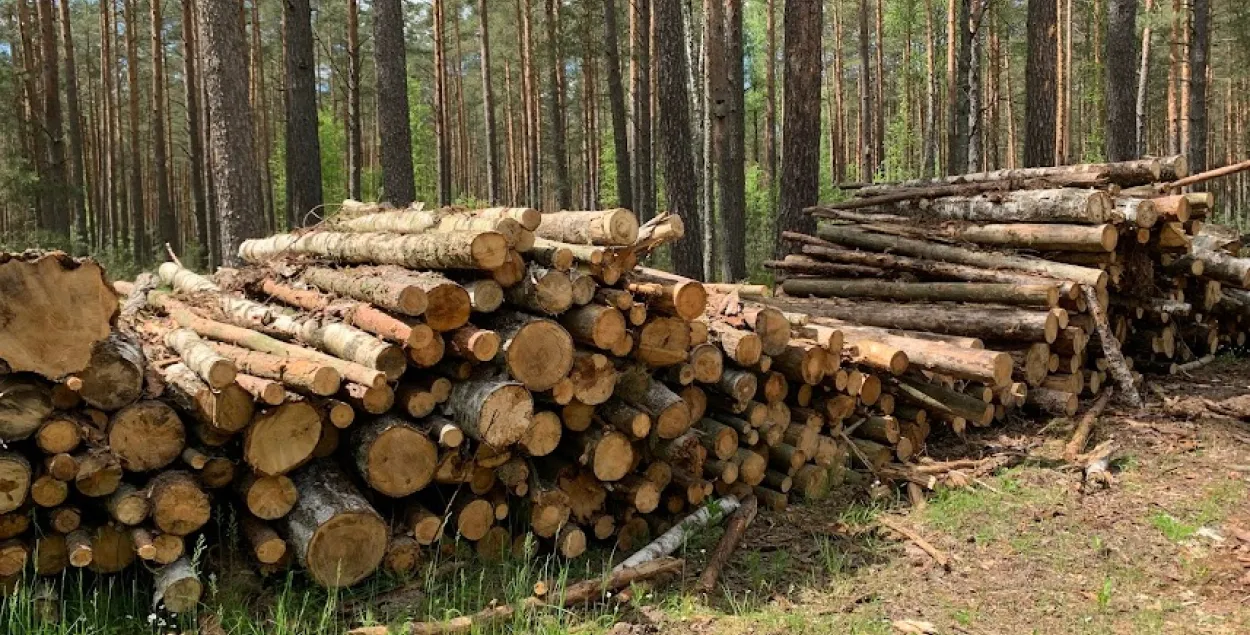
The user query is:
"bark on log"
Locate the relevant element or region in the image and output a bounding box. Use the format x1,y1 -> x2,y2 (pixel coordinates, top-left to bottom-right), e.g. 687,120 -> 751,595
336,208 -> 522,241
617,378 -> 691,439
208,342 -> 342,396
238,230 -> 510,271
258,278 -> 434,349
535,209 -> 640,245
463,279 -> 505,313
880,188 -> 1115,224
813,225 -> 1107,287
771,298 -> 1059,343
0,375 -> 53,442
76,332 -> 147,410
152,556 -> 201,613
846,158 -> 1176,196
163,329 -> 236,388
559,305 -> 627,350
946,223 -> 1118,252
631,268 -> 709,322
634,317 -> 692,367
299,266 -> 429,317
504,265 -> 573,315
448,325 -> 501,362
444,377 -> 534,447
283,460 -> 387,588
161,362 -> 254,434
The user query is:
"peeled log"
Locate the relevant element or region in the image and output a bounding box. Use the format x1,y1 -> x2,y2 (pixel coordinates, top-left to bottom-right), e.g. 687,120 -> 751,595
770,297 -> 1058,343
815,225 -> 1107,288
0,253 -> 117,379
148,471 -> 212,536
0,374 -> 52,442
75,332 -> 146,411
480,312 -> 574,391
243,402 -> 322,476
108,401 -> 186,472
239,230 -> 509,271
444,377 -> 534,447
351,416 -> 438,497
535,209 -> 640,246
284,460 -> 387,588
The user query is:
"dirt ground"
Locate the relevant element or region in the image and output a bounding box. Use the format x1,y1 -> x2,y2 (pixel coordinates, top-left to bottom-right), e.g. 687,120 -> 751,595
613,358 -> 1250,635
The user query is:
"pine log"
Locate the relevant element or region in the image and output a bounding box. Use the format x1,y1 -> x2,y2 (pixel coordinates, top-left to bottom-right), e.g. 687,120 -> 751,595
336,208 -> 522,241
148,471 -> 211,536
180,446 -> 236,488
479,312 -> 575,391
73,332 -> 147,411
153,557 -> 202,613
338,382 -> 395,415
1171,248 -> 1250,287
238,230 -> 510,271
48,506 -> 83,533
0,374 -> 53,442
241,514 -> 288,564
772,341 -> 829,385
448,325 -> 501,362
73,450 -> 122,497
0,253 -> 117,379
535,209 -> 640,245
891,377 -> 994,425
770,297 -> 1059,343
847,159 -> 1172,197
208,342 -> 342,396
258,278 -> 434,349
505,265 -> 573,315
237,472 -> 299,520
520,411 -> 563,456
1116,198 -> 1160,228
527,239 -> 576,270
105,484 -> 149,525
351,416 -> 438,497
65,529 -> 93,568
813,226 -> 1107,288
567,270 -> 597,306
404,504 -> 446,545
162,329 -> 236,389
284,460 -> 387,587
782,279 -> 1060,307
298,266 -> 430,317
706,321 -> 763,366
243,401 -> 322,476
235,374 -> 285,405
631,268 -> 709,321
463,279 -> 505,314
560,305 -> 627,350
634,317 -> 692,367
406,333 -> 447,368
444,376 -> 534,447
567,352 -> 618,405
1025,386 -> 1079,416
617,378 -> 691,439
688,343 -> 725,384
161,362 -> 254,434
107,401 -> 186,472
709,369 -> 759,404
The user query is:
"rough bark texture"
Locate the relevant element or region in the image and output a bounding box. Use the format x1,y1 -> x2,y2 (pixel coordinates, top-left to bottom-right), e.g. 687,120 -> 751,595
1106,0 -> 1138,162
1188,0 -> 1209,173
603,0 -> 633,210
284,460 -> 387,588
1024,0 -> 1057,167
373,0 -> 416,206
283,0 -> 323,227
775,0 -> 822,255
655,0 -> 704,279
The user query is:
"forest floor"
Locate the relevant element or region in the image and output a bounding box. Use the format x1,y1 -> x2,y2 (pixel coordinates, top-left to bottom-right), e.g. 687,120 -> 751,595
6,361 -> 1250,634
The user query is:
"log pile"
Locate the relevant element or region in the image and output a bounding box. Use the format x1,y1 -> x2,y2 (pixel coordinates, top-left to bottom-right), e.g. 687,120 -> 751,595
0,202 -> 857,605
765,155 -> 1250,462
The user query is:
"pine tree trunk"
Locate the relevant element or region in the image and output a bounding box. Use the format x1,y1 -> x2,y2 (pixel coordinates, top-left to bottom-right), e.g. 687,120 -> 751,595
346,0 -> 363,201
150,0 -> 176,254
372,0 -> 416,206
1135,0 -> 1153,157
57,0 -> 87,254
519,0 -> 541,206
602,0 -> 633,210
1168,0 -> 1180,155
631,0 -> 653,220
284,0 -> 322,227
655,0 -> 703,279
1188,0 -> 1209,173
434,0 -> 453,206
1025,0 -> 1058,167
545,0 -> 571,209
873,0 -> 885,173
858,0 -> 873,180
764,0 -> 778,186
123,0 -> 147,263
181,0 -> 208,264
479,0 -> 500,203
1106,0 -> 1138,162
775,0 -> 822,255
199,0 -> 264,266
922,0 -> 938,176
719,0 -> 747,283
37,0 -> 68,238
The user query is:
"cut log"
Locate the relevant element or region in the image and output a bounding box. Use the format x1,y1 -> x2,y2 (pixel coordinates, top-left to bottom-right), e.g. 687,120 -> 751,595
688,343 -> 725,384
107,401 -> 186,472
479,312 -> 575,391
241,514 -> 287,564
814,225 -> 1107,288
299,266 -> 430,317
163,329 -> 236,389
463,279 -> 505,313
631,269 -> 709,321
35,414 -> 81,456
65,529 -> 93,568
634,317 -> 692,367
567,428 -> 634,482
1025,387 -> 1079,416
710,369 -> 759,404
351,416 -> 438,497
161,363 -> 254,434
535,209 -> 640,246
0,453 -> 31,514
148,471 -> 212,536
339,382 -> 395,415
73,450 -> 122,497
237,472 -> 299,520
1171,249 -> 1250,288
568,270 -> 597,306
448,325 -> 501,362
567,352 -> 618,405
783,278 -> 1060,308
180,447 -> 236,488
618,378 -> 691,439
106,484 -> 150,525
0,374 -> 53,442
520,411 -> 563,456
444,377 -> 534,447
770,297 -> 1059,343
706,322 -> 762,366
235,374 -> 285,405
258,278 -> 434,349
239,230 -> 510,271
505,265 -> 573,315
283,460 -> 387,588
75,332 -> 146,410
243,401 -> 322,476
772,341 -> 828,385
336,207 -> 522,241
527,239 -> 576,270
208,342 -> 341,396
0,253 -> 118,379
152,557 -> 201,613
560,305 -> 627,350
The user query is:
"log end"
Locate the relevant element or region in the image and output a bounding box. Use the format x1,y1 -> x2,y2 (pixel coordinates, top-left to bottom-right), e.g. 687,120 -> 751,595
470,232 -> 511,270
593,431 -> 634,482
305,511 -> 388,587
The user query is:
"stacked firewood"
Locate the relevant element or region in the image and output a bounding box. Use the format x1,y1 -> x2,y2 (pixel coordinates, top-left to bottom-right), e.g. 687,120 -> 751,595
0,203 -> 857,607
770,156 -> 1249,443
